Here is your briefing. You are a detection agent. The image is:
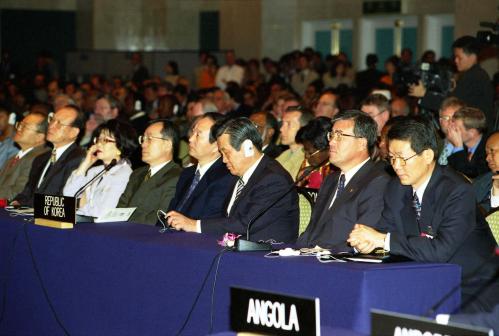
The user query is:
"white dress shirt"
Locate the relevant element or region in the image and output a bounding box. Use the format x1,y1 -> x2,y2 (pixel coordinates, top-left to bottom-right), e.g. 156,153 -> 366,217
329,158 -> 370,208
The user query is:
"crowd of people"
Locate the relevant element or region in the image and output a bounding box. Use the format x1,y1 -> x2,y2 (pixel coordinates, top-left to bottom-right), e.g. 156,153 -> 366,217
0,34 -> 498,331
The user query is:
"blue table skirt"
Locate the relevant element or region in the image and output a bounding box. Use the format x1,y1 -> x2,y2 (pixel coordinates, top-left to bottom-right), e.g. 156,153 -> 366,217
0,211 -> 460,335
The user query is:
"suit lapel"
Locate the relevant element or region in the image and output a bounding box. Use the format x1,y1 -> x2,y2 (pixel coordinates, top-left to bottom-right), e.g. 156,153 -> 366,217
228,156 -> 267,216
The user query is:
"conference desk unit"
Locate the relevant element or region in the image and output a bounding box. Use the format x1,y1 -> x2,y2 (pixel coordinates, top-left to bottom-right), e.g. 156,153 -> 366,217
0,210 -> 460,335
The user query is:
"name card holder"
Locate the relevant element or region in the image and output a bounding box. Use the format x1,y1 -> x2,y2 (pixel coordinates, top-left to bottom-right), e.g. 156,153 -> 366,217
34,193 -> 76,229
231,286 -> 320,336
371,309 -> 491,336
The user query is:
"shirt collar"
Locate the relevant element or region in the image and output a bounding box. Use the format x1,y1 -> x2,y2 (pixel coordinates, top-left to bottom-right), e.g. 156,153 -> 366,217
150,160 -> 171,177
17,147 -> 34,159
342,157 -> 370,186
413,173 -> 432,204
197,156 -> 220,179
53,142 -> 74,161
240,154 -> 264,185
467,136 -> 482,154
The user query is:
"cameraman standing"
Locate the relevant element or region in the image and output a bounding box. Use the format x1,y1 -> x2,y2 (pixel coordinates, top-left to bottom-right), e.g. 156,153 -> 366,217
410,36 -> 495,130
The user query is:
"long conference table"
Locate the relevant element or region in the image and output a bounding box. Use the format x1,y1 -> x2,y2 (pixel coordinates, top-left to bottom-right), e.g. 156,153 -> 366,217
0,210 -> 461,335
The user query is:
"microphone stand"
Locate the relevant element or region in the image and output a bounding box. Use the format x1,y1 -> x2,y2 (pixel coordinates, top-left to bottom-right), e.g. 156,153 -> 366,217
234,166 -> 316,252
74,159 -> 118,199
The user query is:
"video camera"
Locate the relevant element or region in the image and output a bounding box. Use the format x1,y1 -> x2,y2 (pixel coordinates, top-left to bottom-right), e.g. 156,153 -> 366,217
395,61 -> 453,97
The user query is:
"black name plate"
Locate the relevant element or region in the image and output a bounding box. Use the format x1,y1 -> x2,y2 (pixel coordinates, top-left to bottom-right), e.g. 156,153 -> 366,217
372,309 -> 491,336
230,286 -> 320,336
34,193 -> 76,229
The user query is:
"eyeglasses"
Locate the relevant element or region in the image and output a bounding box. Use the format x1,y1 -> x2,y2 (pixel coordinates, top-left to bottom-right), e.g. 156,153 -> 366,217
388,152 -> 420,166
48,115 -> 73,128
327,130 -> 363,142
15,122 -> 42,133
138,135 -> 169,144
93,137 -> 116,145
439,115 -> 452,122
305,148 -> 325,159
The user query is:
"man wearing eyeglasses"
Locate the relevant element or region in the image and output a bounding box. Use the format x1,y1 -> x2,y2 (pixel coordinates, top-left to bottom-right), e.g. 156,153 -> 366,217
117,120 -> 181,225
437,97 -> 466,165
12,105 -> 86,207
0,113 -> 49,201
348,117 -> 497,312
297,110 -> 390,250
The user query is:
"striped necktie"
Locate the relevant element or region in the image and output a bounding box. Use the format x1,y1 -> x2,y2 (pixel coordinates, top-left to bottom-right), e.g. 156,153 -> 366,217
235,178 -> 245,201
177,170 -> 201,211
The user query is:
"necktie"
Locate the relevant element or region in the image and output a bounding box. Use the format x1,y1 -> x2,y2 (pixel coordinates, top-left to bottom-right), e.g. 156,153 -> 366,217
336,174 -> 346,198
438,143 -> 450,165
7,155 -> 20,169
144,169 -> 151,182
50,148 -> 57,163
38,149 -> 57,188
412,192 -> 421,222
234,178 -> 245,201
177,170 -> 201,211
467,148 -> 473,161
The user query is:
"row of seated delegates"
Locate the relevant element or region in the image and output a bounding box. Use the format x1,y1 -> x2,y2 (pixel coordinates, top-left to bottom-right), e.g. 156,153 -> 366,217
118,120 -> 182,224
249,111 -> 285,159
11,105 -> 86,207
166,117 -> 299,243
297,110 -> 390,250
63,120 -> 137,218
347,117 -> 498,313
276,105 -> 314,180
0,112 -> 50,200
167,113 -> 236,222
295,117 -> 335,189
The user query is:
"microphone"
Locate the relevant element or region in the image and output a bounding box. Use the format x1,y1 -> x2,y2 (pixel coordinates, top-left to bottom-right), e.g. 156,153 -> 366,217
74,159 -> 117,199
234,165 -> 317,252
424,249 -> 499,317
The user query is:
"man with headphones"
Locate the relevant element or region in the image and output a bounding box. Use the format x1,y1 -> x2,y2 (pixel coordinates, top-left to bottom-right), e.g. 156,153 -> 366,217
166,117 -> 299,243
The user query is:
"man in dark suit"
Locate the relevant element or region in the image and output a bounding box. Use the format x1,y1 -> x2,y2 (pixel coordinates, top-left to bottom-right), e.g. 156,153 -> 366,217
348,117 -> 497,312
168,113 -> 235,219
0,112 -> 49,201
249,110 -> 285,158
446,106 -> 489,179
297,110 -> 390,250
12,105 -> 85,206
166,117 -> 299,243
473,131 -> 499,214
118,120 -> 181,225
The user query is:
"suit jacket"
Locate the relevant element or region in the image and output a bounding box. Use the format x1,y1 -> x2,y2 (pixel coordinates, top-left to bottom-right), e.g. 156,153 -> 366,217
201,155 -> 299,243
473,171 -> 493,214
0,145 -> 49,200
168,157 -> 237,220
118,161 -> 181,225
450,304 -> 499,334
447,136 -> 488,179
13,143 -> 85,206
379,165 -> 496,278
297,160 -> 390,250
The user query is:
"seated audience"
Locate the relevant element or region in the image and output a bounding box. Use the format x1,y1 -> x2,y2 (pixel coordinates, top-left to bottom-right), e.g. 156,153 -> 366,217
295,117 -> 334,189
12,105 -> 86,207
276,106 -> 314,180
167,113 -> 236,220
298,110 -> 390,249
447,106 -> 489,179
0,112 -> 49,200
63,120 -> 137,218
166,117 -> 299,243
249,111 -> 284,158
348,117 -> 497,312
118,120 -> 182,225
